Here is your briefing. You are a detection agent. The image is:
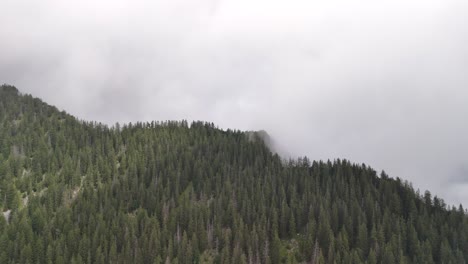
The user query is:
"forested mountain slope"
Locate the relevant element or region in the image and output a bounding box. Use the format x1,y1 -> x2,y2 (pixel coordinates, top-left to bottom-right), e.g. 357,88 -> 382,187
0,84 -> 467,264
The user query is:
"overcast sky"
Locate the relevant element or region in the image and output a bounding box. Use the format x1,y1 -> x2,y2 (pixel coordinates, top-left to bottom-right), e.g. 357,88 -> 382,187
1,0 -> 468,207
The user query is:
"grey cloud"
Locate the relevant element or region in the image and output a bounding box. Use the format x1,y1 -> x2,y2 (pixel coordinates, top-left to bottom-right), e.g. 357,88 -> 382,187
1,0 -> 468,206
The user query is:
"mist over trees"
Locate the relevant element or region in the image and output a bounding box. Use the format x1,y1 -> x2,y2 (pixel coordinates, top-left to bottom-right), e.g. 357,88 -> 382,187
1,85 -> 467,263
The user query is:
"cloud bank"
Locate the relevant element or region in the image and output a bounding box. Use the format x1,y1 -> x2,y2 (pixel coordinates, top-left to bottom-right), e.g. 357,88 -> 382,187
1,0 -> 468,206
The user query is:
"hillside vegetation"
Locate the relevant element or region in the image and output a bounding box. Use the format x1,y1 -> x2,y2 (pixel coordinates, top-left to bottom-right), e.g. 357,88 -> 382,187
0,85 -> 467,264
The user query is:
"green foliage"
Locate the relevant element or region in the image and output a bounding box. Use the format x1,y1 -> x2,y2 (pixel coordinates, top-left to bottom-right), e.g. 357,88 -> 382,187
1,84 -> 467,263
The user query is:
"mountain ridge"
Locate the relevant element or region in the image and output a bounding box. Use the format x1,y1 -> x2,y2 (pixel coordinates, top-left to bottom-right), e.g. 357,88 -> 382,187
1,84 -> 467,264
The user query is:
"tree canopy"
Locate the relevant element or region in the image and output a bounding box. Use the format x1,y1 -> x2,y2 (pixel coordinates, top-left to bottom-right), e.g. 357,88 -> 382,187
1,84 -> 467,263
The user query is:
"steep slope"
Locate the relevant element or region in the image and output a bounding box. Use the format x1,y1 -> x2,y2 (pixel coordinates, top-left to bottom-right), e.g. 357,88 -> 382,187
0,84 -> 467,264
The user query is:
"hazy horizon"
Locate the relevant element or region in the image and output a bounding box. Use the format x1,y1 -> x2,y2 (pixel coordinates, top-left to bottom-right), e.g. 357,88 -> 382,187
1,0 -> 467,207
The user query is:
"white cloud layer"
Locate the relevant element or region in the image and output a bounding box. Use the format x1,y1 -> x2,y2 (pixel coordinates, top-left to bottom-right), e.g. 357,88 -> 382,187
1,0 -> 468,206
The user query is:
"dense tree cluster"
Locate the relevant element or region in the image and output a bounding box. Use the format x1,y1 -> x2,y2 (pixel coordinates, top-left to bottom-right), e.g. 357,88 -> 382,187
1,84 -> 467,263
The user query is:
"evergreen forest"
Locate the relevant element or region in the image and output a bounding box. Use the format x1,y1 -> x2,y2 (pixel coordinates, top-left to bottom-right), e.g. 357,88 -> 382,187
1,84 -> 467,264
